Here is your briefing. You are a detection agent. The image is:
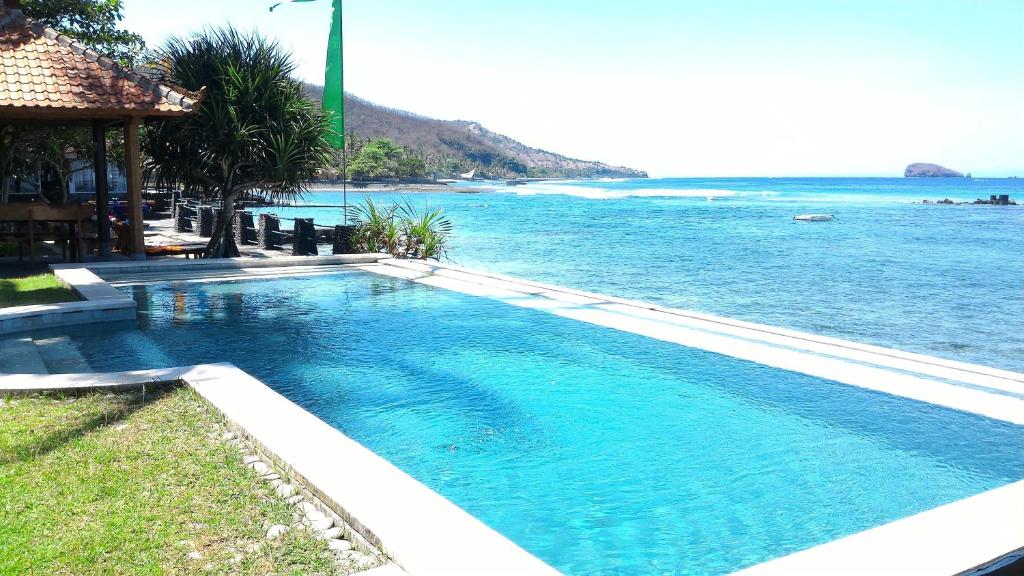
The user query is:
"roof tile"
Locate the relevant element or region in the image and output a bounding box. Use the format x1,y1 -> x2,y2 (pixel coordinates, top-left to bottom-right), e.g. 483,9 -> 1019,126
0,9 -> 201,116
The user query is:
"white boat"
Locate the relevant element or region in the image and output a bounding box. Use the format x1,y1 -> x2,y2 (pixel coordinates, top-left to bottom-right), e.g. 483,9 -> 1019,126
794,214 -> 834,222
459,168 -> 478,180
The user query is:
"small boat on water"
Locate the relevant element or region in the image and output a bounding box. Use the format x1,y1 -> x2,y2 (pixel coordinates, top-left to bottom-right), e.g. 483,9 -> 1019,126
794,214 -> 834,222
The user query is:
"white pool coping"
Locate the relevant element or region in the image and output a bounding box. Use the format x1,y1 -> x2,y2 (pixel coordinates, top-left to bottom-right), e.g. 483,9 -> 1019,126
0,365 -> 560,576
2,256 -> 387,337
52,253 -> 387,277
730,480 -> 1024,576
0,267 -> 136,336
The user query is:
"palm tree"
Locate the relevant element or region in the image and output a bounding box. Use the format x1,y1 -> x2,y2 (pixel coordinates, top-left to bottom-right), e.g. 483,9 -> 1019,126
144,27 -> 333,258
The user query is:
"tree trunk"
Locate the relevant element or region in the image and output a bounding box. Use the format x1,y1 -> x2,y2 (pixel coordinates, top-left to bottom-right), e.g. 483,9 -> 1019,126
206,191 -> 241,258
59,173 -> 70,204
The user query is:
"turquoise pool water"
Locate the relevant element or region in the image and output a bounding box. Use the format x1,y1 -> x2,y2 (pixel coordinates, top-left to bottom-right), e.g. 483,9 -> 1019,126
58,272 -> 1023,575
258,177 -> 1024,372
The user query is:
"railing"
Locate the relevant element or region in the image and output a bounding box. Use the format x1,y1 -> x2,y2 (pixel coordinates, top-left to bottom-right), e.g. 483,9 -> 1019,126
172,200 -> 357,256
256,214 -> 356,256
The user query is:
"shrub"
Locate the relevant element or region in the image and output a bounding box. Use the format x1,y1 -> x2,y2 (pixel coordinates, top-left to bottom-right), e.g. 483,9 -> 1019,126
347,199 -> 451,260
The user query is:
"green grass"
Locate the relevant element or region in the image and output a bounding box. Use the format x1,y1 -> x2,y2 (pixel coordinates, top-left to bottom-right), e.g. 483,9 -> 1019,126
0,387 -> 350,576
0,274 -> 77,308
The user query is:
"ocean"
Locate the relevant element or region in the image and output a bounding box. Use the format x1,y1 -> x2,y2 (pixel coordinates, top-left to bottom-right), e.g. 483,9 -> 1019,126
255,177 -> 1024,372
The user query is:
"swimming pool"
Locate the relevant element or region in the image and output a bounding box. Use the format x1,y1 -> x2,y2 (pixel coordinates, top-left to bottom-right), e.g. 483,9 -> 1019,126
48,271 -> 1024,575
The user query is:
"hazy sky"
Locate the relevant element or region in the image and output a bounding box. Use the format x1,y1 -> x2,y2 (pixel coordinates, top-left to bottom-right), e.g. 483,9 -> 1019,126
122,0 -> 1023,177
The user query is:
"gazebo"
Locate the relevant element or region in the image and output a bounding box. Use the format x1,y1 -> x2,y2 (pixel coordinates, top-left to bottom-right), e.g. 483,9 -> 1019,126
0,0 -> 202,259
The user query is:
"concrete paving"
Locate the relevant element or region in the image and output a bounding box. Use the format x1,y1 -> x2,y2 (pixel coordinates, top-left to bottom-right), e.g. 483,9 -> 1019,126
731,481 -> 1024,576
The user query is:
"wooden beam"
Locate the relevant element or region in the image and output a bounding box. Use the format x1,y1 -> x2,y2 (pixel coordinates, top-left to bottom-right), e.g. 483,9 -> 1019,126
123,116 -> 145,260
92,120 -> 111,258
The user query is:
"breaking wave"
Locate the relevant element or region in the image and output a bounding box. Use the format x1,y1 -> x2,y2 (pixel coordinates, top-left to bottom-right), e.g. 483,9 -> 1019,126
510,183 -> 740,200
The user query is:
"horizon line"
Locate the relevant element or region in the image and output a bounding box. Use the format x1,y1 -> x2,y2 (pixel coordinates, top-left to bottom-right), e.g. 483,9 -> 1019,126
638,174 -> 1023,179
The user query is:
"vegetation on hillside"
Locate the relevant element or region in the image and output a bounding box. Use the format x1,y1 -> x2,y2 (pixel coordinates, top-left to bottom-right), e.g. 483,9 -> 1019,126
302,85 -> 647,180
347,138 -> 426,180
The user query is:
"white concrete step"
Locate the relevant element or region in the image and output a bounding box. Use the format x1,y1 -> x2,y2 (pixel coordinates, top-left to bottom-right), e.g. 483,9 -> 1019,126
0,336 -> 49,375
34,336 -> 91,374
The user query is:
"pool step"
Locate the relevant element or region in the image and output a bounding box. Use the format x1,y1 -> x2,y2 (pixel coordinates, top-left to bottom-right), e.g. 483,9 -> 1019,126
0,336 -> 49,375
33,336 -> 91,374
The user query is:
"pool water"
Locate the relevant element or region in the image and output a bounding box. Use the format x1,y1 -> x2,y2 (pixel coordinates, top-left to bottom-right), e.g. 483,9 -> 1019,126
62,272 -> 1023,575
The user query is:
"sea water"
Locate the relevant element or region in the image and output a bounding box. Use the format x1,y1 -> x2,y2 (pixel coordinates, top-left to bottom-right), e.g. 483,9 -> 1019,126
256,177 -> 1024,372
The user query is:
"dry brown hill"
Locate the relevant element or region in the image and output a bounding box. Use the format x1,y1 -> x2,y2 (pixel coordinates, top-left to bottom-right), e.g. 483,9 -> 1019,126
302,85 -> 647,179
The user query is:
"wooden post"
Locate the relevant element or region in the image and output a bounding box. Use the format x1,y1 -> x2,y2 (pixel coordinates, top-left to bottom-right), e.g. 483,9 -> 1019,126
235,210 -> 256,245
28,207 -> 34,266
333,224 -> 357,254
123,116 -> 145,259
92,120 -> 111,258
293,218 -> 318,256
196,206 -> 214,237
258,214 -> 281,250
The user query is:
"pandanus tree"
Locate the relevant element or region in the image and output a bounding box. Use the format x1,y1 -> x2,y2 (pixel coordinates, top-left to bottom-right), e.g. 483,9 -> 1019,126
144,27 -> 333,258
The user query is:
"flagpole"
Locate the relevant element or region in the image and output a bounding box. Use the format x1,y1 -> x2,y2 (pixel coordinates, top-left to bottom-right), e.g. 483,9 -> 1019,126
342,149 -> 348,225
271,0 -> 346,225
338,8 -> 346,226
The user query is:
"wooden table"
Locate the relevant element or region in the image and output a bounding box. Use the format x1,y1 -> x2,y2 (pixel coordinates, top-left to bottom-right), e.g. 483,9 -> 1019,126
0,203 -> 96,265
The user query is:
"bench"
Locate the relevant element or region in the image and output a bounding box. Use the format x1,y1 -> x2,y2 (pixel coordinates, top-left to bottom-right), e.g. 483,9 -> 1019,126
144,242 -> 208,259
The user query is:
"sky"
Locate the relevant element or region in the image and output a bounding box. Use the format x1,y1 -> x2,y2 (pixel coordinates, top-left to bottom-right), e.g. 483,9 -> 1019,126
121,0 -> 1024,177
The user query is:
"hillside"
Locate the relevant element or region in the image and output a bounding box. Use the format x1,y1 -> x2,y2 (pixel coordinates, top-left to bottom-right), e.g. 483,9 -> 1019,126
302,85 -> 647,179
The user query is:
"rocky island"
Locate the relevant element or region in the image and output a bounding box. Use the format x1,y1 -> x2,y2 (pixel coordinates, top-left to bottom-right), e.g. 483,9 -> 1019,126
904,163 -> 965,178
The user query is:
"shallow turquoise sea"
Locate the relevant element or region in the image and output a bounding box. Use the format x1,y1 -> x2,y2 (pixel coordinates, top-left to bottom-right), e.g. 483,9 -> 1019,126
260,177 -> 1024,372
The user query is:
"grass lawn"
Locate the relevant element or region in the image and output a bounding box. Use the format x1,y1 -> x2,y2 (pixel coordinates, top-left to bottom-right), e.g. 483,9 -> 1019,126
0,387 -> 351,576
0,274 -> 77,308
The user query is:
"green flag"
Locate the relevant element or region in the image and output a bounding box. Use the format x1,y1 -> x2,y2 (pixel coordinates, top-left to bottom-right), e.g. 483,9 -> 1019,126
322,0 -> 345,149
269,1 -> 343,148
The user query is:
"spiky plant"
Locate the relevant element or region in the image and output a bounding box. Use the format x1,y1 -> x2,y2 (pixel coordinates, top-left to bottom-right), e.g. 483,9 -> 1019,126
398,201 -> 452,260
347,199 -> 451,261
144,27 -> 333,258
347,199 -> 398,255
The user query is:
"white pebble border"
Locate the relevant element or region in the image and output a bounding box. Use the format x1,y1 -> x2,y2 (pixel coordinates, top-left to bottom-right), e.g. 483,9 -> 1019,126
214,416 -> 385,572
